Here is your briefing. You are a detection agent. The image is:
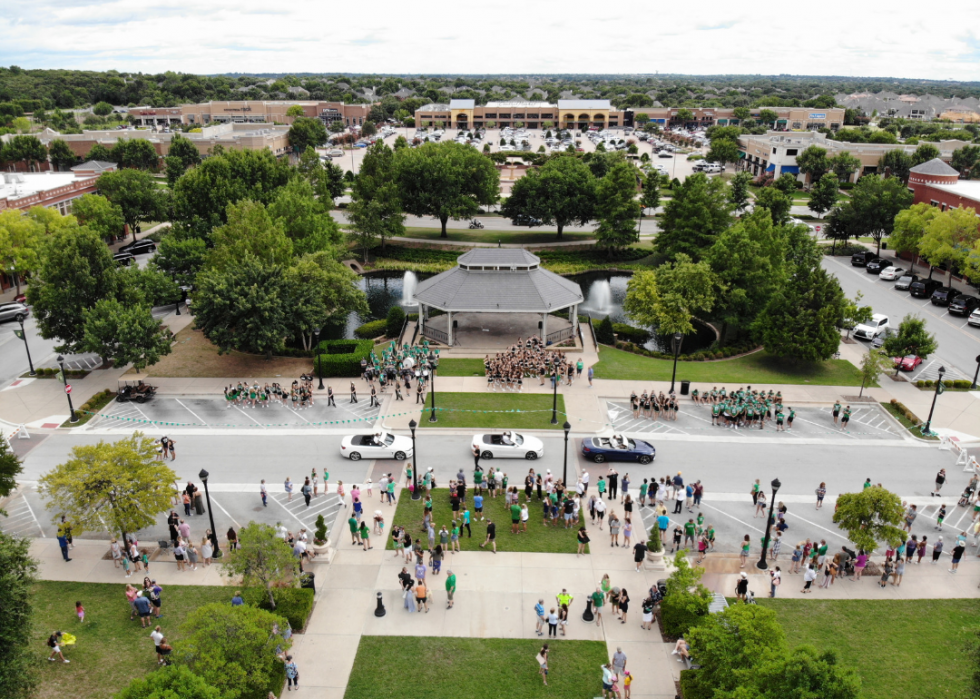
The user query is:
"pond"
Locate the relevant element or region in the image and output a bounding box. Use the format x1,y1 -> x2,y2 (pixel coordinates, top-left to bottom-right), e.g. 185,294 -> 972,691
324,271 -> 425,340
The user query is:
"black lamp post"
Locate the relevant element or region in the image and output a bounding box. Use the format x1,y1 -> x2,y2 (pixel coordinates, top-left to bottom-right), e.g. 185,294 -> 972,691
562,421 -> 571,485
57,355 -> 78,423
669,332 -> 683,394
199,469 -> 221,558
409,419 -> 421,500
172,274 -> 181,316
551,372 -> 559,425
427,350 -> 438,423
756,478 -> 781,570
923,366 -> 945,435
971,354 -> 980,391
17,315 -> 35,376
314,327 -> 324,390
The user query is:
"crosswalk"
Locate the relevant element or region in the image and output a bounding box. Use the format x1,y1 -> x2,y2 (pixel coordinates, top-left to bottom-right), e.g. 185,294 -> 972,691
267,491 -> 346,533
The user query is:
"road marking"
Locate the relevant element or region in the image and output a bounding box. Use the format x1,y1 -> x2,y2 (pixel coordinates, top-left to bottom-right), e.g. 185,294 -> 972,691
233,406 -> 265,427
20,493 -> 45,538
284,404 -> 312,424
270,494 -> 312,528
698,502 -> 765,534
206,494 -> 241,528
176,399 -> 211,428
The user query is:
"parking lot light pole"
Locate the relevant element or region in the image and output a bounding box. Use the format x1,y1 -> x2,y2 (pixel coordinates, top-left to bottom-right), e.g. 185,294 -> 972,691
756,478 -> 781,571
17,316 -> 35,376
314,327 -> 324,390
199,469 -> 221,558
551,372 -> 559,425
409,419 -> 421,500
562,422 -> 571,485
57,355 -> 78,423
923,366 -> 945,435
670,332 -> 683,394
972,355 -> 980,390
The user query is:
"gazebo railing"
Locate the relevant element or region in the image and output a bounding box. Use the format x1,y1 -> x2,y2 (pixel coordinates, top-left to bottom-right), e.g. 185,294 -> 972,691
421,325 -> 449,345
546,326 -> 576,345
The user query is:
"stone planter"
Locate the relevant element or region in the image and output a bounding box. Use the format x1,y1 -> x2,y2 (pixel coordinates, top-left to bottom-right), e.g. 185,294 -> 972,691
313,542 -> 331,559
646,549 -> 666,570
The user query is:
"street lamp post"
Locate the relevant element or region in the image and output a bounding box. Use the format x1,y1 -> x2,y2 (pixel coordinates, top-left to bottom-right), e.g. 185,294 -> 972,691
669,332 -> 683,394
198,469 -> 222,558
971,355 -> 980,390
17,316 -> 35,376
756,478 -> 781,571
314,327 -> 324,390
562,421 -> 571,485
57,355 -> 78,423
173,274 -> 181,316
409,419 -> 421,500
427,350 -> 439,423
551,372 -> 559,425
923,366 -> 945,435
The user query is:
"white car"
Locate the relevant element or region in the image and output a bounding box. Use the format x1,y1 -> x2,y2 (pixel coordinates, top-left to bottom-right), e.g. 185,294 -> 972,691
969,308 -> 980,328
471,432 -> 544,460
340,431 -> 413,461
853,313 -> 890,341
878,266 -> 906,281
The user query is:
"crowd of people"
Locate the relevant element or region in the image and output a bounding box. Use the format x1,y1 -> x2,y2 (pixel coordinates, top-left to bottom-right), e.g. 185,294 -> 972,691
223,376 -> 318,409
482,337 -> 585,391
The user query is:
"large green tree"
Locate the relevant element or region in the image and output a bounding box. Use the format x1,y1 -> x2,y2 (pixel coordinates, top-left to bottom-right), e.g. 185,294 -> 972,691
152,225 -> 208,286
297,146 -> 345,203
593,161 -> 641,251
951,145 -> 980,179
69,193 -> 125,240
722,646 -> 861,699
164,133 -> 202,186
113,138 -> 159,170
501,155 -> 596,240
891,202 -> 939,268
394,141 -> 499,238
206,200 -> 293,272
705,138 -> 740,169
911,142 -> 941,166
808,173 -> 839,218
878,149 -> 913,181
222,522 -> 299,608
0,209 -> 44,295
288,116 -> 328,153
828,152 -> 861,183
116,665 -> 221,699
347,140 -> 405,255
47,138 -> 78,171
96,169 -> 167,242
38,433 -> 177,543
836,174 -> 913,254
795,145 -> 830,183
753,187 -> 792,226
0,532 -> 37,699
727,171 -> 752,214
656,172 -> 731,262
268,176 -> 344,256
285,252 -> 368,350
1,135 -> 46,170
882,314 -> 938,364
82,298 -> 173,371
833,486 -> 907,553
919,206 -> 980,284
0,437 -> 23,503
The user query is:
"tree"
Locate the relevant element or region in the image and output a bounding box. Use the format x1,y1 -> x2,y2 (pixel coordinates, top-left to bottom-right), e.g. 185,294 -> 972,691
0,209 -> 44,296
361,120 -> 377,138
920,207 -> 980,284
2,135 -> 47,170
207,200 -> 293,273
640,171 -> 660,214
38,434 -> 176,543
27,225 -> 119,352
114,138 -> 159,170
501,155 -> 597,240
116,665 -> 221,699
882,314 -> 938,366
164,134 -> 201,186
675,108 -> 694,123
394,141 -> 499,238
795,145 -> 830,183
96,169 -> 166,242
660,552 -> 712,637
297,146 -> 344,205
594,161 -> 641,251
286,105 -> 305,118
287,116 -> 328,153
808,173 -> 839,218
153,226 -> 208,285
839,290 -> 873,340
912,142 -> 941,166
833,486 -> 907,553
858,349 -> 891,397
0,437 -> 23,504
82,298 -> 173,371
951,145 -> 980,179
348,140 -> 405,255
891,202 -> 939,268
722,646 -> 861,699
93,101 -> 113,116
194,257 -> 290,357
839,175 -> 913,254
222,522 -> 299,607
878,149 -> 913,181
0,532 -> 38,699
732,107 -> 750,123
634,113 -> 650,126
48,139 -> 78,170
284,252 -> 368,349
86,142 -> 114,163
705,138 -> 740,169
175,603 -> 291,699
268,175 -> 343,256
386,306 -> 406,339
753,187 -> 792,226
656,172 -> 731,262
828,152 -> 861,183
70,193 -> 125,240
595,315 -> 615,344
329,120 -> 346,133
758,108 -> 778,126
727,172 -> 752,214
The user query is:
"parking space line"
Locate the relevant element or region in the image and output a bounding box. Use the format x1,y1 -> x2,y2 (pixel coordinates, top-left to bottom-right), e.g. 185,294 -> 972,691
698,502 -> 765,534
207,494 -> 241,528
20,494 -> 45,537
270,494 -> 312,528
233,406 -> 266,427
176,399 -> 211,428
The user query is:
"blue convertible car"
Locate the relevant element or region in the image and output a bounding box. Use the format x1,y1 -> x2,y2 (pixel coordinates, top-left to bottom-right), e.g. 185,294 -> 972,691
581,435 -> 656,464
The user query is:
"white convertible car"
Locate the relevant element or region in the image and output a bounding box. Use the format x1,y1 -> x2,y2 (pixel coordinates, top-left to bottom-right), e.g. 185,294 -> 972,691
340,432 -> 413,461
471,432 -> 544,460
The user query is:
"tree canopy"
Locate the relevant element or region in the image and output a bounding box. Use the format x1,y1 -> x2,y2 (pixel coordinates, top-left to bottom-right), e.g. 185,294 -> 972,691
593,161 -> 641,251
0,532 -> 37,699
655,172 -> 730,262
347,140 -> 405,255
96,169 -> 167,240
833,485 -> 907,553
501,155 -> 596,240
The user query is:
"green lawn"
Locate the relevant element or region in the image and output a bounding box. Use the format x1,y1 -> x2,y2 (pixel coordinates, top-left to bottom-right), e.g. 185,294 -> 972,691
420,392 -> 567,430
881,399 -> 939,441
31,581 -> 231,699
345,637 -> 609,699
758,599 -> 979,699
386,487 -> 584,554
435,358 -> 486,376
591,346 -> 866,386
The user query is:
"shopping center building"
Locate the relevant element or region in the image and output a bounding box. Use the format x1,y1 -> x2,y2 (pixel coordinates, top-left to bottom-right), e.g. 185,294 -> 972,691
129,101 -> 372,128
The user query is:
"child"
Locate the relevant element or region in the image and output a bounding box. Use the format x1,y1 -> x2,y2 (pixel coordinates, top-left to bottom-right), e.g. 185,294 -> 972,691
366,479 -> 373,498
671,526 -> 683,553
141,549 -> 150,573
122,553 -> 132,578
75,601 -> 85,623
936,505 -> 947,531
623,670 -> 632,699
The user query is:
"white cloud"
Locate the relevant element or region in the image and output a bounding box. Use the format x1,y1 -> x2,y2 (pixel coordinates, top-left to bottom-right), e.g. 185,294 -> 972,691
1,0 -> 979,81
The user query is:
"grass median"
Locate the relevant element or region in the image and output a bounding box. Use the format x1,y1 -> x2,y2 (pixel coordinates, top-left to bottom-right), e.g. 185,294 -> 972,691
386,487 -> 585,554
591,346 -> 866,386
420,392 -> 567,430
758,598 -> 979,699
345,637 -> 609,699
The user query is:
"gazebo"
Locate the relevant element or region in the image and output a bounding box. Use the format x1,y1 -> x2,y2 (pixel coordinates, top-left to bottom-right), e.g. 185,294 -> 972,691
412,249 -> 584,348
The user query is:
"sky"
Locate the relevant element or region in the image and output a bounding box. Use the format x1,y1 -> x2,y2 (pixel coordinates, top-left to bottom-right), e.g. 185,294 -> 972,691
2,0 -> 980,82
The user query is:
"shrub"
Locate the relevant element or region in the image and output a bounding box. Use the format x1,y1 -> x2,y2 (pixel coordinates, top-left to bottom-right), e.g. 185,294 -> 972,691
354,319 -> 387,339
314,339 -> 373,377
646,526 -> 662,553
660,552 -> 712,638
595,315 -> 615,345
242,587 -> 315,632
313,514 -> 328,545
612,322 -> 651,345
386,306 -> 406,339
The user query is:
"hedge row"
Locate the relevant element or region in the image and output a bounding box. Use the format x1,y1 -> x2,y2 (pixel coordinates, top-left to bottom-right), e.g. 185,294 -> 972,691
32,367 -> 89,378
916,379 -> 974,389
820,243 -> 867,257
612,340 -> 758,361
612,322 -> 651,344
354,319 -> 387,339
242,587 -> 315,632
314,339 -> 374,377
889,398 -> 921,424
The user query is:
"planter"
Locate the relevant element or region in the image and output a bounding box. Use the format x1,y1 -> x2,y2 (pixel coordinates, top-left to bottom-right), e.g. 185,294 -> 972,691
313,542 -> 331,558
646,550 -> 666,570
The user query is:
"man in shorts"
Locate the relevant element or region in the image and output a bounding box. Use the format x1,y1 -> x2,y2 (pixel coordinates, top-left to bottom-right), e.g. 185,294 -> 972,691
445,570 -> 456,609
473,493 -> 484,521
535,599 -> 546,635
134,591 -> 153,628
480,520 -> 497,553
591,587 -> 604,626
510,502 -> 522,534
563,498 -> 575,528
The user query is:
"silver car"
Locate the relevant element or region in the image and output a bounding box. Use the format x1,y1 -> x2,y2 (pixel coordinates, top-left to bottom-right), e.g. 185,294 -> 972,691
0,302 -> 30,323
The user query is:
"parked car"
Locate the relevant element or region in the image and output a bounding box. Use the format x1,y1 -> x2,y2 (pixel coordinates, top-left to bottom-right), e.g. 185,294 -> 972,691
969,308 -> 980,328
0,302 -> 30,323
851,250 -> 878,267
340,431 -> 413,461
866,258 -> 890,274
512,214 -> 542,227
909,278 -> 943,299
581,435 -> 656,464
113,252 -> 136,266
878,266 -> 906,281
470,432 -> 544,460
930,286 -> 960,306
895,273 -> 919,291
327,149 -> 344,157
853,313 -> 890,340
949,295 -> 980,316
657,151 -> 673,158
119,239 -> 156,255
893,355 -> 922,372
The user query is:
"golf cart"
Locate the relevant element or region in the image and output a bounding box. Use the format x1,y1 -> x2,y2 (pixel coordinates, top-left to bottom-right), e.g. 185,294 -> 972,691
117,379 -> 157,403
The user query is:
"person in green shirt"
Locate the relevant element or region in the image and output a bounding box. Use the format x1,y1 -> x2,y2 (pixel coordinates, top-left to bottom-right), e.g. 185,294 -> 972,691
597,476 -> 607,499
787,408 -> 795,430
590,587 -> 604,626
683,519 -> 696,548
387,478 -> 396,505
473,467 -> 483,495
359,521 -> 372,550
841,406 -> 851,430
510,503 -> 522,534
405,466 -> 413,488
639,480 -> 648,506
445,570 -> 456,609
348,516 -> 360,545
775,410 -> 785,432
832,402 -> 841,425
711,402 -> 721,426
556,589 -> 573,609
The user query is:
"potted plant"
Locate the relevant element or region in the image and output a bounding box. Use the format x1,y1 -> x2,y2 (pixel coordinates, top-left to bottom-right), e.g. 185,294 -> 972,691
646,526 -> 665,567
312,514 -> 330,557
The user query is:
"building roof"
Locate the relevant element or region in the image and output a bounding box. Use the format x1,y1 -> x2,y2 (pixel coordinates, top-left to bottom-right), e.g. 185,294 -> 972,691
558,99 -> 612,110
71,160 -> 116,172
910,158 -> 960,176
485,100 -> 554,109
449,99 -> 476,109
413,251 -> 583,313
418,103 -> 450,112
928,180 -> 980,206
0,172 -> 91,201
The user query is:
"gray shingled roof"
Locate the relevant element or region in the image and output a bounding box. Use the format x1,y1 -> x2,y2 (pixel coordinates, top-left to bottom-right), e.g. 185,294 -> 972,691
457,249 -> 539,266
909,158 -> 960,176
413,263 -> 583,313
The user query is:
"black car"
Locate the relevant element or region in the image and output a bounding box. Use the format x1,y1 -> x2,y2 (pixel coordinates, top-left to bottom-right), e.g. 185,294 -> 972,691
895,274 -> 919,291
931,286 -> 960,306
866,258 -> 890,274
949,295 -> 980,316
119,239 -> 157,255
512,214 -> 542,227
851,250 -> 878,267
910,278 -> 943,299
113,252 -> 135,266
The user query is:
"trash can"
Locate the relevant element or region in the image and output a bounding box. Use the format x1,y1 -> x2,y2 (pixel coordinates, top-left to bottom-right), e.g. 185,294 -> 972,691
194,493 -> 205,515
300,573 -> 315,590
680,380 -> 691,396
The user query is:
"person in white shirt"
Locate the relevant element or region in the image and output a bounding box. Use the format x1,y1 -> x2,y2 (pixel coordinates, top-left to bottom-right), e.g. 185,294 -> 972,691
150,626 -> 165,664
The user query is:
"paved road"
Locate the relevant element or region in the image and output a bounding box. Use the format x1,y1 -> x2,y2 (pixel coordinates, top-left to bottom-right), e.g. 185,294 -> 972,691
824,254 -> 980,383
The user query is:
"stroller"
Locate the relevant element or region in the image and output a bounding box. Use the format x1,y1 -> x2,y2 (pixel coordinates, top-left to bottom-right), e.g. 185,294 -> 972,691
839,546 -> 857,578
957,483 -> 976,508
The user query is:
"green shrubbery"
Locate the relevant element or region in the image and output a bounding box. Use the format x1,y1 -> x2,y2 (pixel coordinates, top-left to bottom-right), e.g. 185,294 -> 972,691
386,306 -> 406,339
612,322 -> 651,344
660,552 -> 712,638
595,316 -> 615,344
314,339 -> 373,376
353,319 -> 387,339
612,340 -> 757,361
820,243 -> 867,257
242,587 -> 315,632
916,379 -> 972,389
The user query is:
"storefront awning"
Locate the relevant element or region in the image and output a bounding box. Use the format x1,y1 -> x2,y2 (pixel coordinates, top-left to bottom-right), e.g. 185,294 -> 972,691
717,119 -> 728,125
776,119 -> 788,124
738,151 -> 746,159
780,165 -> 800,174
765,164 -> 776,172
